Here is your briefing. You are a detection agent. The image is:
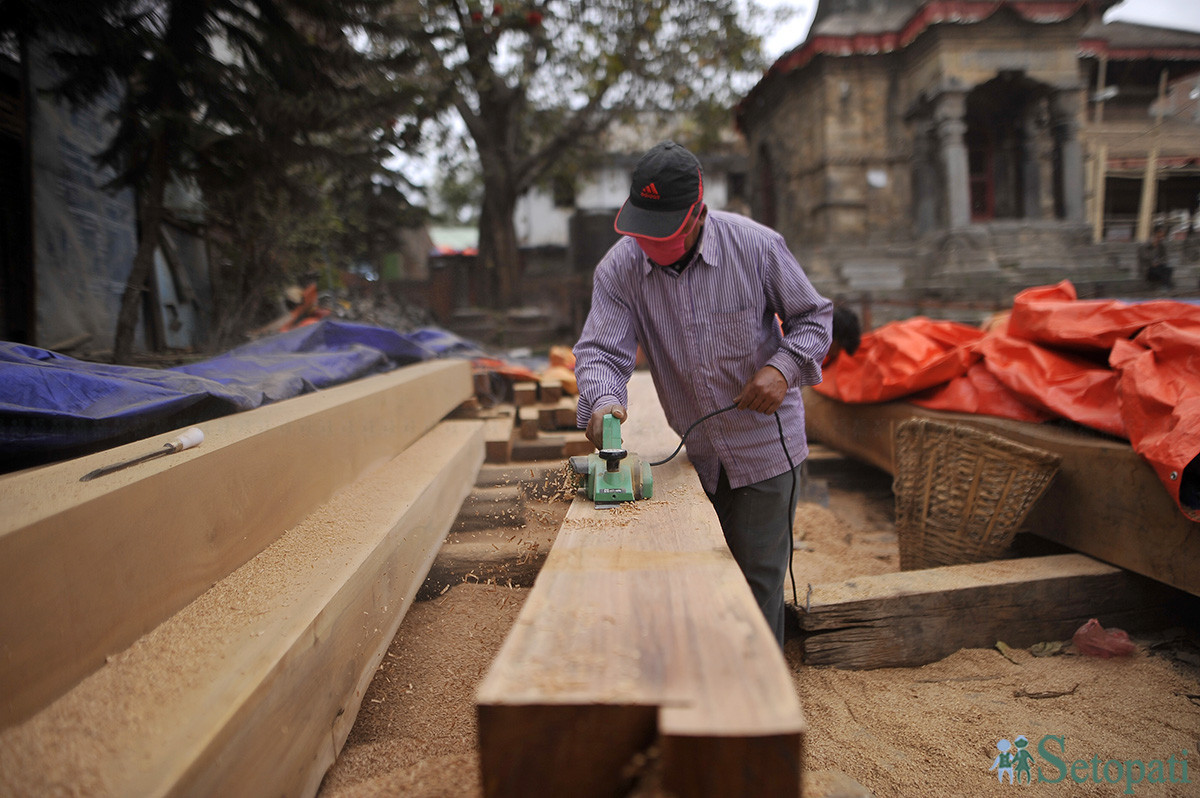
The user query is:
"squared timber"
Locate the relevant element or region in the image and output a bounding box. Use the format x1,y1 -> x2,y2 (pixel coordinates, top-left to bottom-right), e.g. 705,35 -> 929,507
0,420 -> 483,796
0,359 -> 472,727
476,372 -> 805,797
802,387 -> 1200,597
797,553 -> 1178,669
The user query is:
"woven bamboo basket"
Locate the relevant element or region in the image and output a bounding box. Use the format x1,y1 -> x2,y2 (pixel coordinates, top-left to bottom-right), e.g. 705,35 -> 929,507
893,418 -> 1062,570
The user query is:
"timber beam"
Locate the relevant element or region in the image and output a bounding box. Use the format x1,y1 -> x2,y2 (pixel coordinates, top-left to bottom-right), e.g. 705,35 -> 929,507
802,388 -> 1200,597
476,373 -> 805,798
0,419 -> 483,796
0,360 -> 472,727
797,553 -> 1179,669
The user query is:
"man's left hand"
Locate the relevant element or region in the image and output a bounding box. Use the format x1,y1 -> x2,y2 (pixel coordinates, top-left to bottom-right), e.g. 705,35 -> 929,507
735,365 -> 789,415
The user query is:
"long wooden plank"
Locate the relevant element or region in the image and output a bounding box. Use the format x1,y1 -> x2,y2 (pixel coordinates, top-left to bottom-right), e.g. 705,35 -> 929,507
476,372 -> 804,798
797,553 -> 1177,669
0,419 -> 483,797
802,387 -> 1200,597
0,359 -> 472,728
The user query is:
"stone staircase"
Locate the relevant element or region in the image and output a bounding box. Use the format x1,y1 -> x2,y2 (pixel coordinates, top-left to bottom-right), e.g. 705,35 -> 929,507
808,223 -> 1200,326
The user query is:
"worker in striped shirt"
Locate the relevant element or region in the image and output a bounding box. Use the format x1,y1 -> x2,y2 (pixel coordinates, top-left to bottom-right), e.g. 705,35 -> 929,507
575,140 -> 833,645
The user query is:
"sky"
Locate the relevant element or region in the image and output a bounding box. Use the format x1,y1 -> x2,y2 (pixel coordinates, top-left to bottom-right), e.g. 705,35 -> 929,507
756,0 -> 1200,60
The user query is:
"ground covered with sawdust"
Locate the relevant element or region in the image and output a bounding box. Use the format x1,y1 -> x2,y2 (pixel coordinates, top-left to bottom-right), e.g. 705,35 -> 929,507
320,456 -> 1200,798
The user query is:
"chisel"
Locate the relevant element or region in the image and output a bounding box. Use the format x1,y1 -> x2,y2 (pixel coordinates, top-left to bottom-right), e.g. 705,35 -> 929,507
80,427 -> 205,482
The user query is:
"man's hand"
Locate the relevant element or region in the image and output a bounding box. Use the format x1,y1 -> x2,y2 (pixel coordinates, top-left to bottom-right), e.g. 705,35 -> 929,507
586,403 -> 626,449
735,366 -> 788,415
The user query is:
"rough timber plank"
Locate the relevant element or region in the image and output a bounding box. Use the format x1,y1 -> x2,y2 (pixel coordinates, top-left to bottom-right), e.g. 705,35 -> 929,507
797,554 -> 1177,669
476,372 -> 804,798
0,420 -> 483,797
802,388 -> 1200,597
0,359 -> 472,728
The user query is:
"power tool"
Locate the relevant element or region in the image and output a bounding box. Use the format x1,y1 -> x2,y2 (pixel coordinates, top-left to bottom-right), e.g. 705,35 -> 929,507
569,413 -> 653,507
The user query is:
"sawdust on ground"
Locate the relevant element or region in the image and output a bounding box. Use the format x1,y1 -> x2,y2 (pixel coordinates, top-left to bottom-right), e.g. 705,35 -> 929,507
319,462 -> 1200,798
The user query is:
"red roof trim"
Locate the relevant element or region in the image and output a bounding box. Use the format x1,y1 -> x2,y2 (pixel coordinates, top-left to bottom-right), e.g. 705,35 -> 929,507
763,1 -> 1089,81
1080,39 -> 1200,61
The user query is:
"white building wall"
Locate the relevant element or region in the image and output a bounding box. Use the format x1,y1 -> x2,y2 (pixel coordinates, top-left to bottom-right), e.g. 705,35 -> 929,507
515,162 -> 733,248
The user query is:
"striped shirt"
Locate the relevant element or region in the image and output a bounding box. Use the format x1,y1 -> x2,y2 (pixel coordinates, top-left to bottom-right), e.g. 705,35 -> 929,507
575,210 -> 833,493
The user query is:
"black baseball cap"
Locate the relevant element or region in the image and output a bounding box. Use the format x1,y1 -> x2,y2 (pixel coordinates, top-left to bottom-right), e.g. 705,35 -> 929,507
613,141 -> 704,240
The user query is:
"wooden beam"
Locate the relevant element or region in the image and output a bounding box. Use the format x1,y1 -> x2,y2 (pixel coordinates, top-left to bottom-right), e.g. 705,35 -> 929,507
0,420 -> 483,796
0,360 -> 472,728
803,388 -> 1200,597
476,373 -> 804,798
797,554 -> 1177,669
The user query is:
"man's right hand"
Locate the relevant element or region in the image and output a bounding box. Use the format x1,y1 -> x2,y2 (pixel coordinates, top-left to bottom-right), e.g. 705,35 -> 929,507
586,403 -> 627,449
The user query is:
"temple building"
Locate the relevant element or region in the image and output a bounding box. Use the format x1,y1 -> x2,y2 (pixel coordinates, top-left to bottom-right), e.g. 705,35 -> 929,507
737,0 -> 1200,317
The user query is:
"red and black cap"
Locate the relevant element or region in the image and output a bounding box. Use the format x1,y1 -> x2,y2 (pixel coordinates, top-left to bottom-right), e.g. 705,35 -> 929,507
613,141 -> 704,240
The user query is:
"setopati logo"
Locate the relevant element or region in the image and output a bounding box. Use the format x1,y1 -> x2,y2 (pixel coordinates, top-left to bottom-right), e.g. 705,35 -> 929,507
988,735 -> 1189,793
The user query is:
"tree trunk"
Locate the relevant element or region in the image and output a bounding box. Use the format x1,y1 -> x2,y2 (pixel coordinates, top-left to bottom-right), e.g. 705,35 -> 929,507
478,175 -> 522,309
112,133 -> 170,363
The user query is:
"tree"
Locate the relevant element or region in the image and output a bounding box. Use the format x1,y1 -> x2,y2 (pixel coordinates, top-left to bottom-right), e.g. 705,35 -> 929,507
386,0 -> 770,309
4,0 -> 432,360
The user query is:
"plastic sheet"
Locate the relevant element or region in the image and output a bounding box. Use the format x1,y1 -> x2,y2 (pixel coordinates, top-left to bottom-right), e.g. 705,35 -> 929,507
1072,619 -> 1137,658
814,317 -> 982,403
0,320 -> 442,472
1110,320 -> 1200,520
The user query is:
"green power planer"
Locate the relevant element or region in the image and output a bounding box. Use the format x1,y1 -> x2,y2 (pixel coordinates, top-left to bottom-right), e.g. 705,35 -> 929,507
569,413 -> 653,507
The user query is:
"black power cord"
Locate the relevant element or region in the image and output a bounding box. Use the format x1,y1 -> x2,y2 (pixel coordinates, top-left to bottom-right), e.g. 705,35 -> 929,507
650,403 -> 801,606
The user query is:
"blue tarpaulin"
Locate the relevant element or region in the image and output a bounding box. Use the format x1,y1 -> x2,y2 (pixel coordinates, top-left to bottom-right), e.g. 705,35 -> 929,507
0,320 -> 476,473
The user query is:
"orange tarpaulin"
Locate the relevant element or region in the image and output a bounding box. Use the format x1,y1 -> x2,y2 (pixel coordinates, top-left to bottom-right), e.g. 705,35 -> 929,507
816,282 -> 1200,519
814,318 -> 982,403
1010,281 -> 1200,352
910,361 -> 1052,424
1110,320 -> 1200,519
975,334 -> 1125,438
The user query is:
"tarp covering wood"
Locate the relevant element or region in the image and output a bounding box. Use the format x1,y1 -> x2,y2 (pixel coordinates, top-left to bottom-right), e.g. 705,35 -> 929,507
0,321 -> 449,472
816,282 -> 1200,520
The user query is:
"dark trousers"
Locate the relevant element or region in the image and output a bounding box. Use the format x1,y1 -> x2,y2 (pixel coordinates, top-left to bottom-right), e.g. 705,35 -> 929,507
706,464 -> 801,646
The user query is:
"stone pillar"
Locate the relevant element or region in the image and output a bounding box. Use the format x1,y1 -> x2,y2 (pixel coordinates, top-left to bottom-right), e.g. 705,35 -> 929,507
935,89 -> 970,229
1021,106 -> 1043,220
911,117 -> 939,235
1051,88 -> 1085,222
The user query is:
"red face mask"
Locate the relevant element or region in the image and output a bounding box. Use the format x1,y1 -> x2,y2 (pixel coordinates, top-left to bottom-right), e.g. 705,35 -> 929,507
634,206 -> 702,266
635,234 -> 688,266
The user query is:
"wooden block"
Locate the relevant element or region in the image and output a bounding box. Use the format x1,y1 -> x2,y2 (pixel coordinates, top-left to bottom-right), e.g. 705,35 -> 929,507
511,435 -> 566,462
561,430 -> 594,457
0,360 -> 472,728
539,396 -> 579,431
513,381 -> 538,407
477,372 -> 804,797
0,420 -> 483,796
802,388 -> 1200,597
484,414 -> 516,464
539,379 -> 563,403
517,406 -> 541,440
797,553 -> 1177,669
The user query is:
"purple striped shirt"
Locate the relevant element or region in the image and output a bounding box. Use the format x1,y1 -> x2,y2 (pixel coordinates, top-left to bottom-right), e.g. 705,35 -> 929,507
575,210 -> 833,493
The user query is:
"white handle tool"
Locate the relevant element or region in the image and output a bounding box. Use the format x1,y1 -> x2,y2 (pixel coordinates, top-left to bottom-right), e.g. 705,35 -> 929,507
80,427 -> 205,481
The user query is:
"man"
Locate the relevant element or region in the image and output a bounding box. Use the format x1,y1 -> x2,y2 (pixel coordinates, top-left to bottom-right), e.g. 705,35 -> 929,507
574,141 -> 832,644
